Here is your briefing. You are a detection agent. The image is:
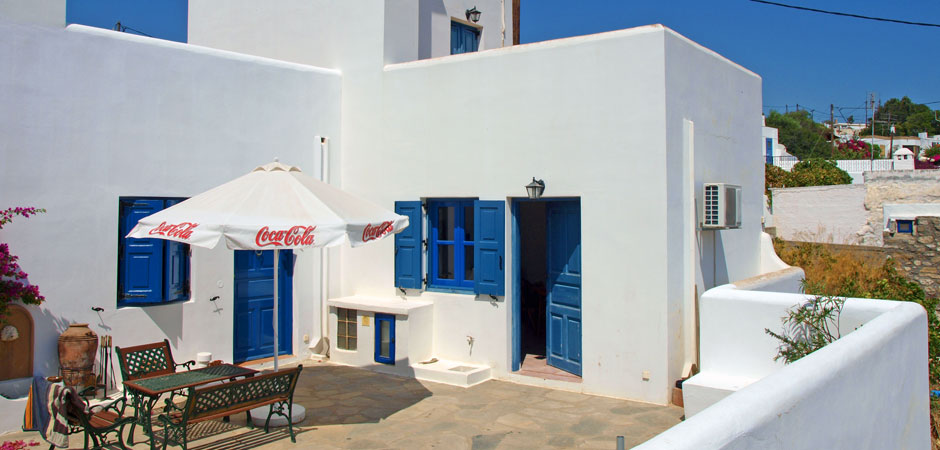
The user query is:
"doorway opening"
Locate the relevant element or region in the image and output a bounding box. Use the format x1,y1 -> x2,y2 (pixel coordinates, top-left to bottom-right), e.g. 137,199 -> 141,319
513,199 -> 582,382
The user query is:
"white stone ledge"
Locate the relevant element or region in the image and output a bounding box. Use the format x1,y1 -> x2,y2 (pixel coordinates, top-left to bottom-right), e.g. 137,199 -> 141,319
327,295 -> 432,316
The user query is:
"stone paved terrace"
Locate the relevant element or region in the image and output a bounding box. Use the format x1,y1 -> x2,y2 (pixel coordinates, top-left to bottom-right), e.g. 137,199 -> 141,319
1,360 -> 683,449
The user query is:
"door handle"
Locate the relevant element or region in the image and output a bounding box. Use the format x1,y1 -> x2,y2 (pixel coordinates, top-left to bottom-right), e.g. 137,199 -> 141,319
499,255 -> 503,270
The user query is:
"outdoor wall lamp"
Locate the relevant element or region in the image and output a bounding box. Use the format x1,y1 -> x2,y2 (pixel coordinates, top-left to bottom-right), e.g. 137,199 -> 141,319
526,177 -> 545,199
466,6 -> 482,23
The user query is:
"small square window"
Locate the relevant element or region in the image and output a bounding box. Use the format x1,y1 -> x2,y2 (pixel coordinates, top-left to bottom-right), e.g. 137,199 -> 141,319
897,220 -> 914,234
337,308 -> 357,351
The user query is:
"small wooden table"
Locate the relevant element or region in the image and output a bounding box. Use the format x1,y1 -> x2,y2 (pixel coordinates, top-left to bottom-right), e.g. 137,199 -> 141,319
123,364 -> 258,449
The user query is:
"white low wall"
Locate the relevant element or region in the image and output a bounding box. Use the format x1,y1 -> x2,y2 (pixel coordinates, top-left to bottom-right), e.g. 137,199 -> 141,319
770,184 -> 867,244
640,284 -> 929,449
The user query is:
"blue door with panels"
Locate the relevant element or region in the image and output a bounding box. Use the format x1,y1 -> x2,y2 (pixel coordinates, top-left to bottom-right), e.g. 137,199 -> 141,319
546,200 -> 582,376
374,313 -> 395,365
233,250 -> 292,363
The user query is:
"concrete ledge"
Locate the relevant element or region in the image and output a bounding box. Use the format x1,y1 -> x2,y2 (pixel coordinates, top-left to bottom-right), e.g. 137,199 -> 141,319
681,372 -> 757,417
327,295 -> 432,316
410,359 -> 491,387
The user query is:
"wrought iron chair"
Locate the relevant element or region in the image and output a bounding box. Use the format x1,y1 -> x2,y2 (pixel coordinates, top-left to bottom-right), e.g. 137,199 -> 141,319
61,389 -> 136,450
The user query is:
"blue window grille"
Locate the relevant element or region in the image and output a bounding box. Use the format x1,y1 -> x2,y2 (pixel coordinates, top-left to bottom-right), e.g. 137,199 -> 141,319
428,199 -> 476,291
395,199 -> 505,296
118,197 -> 190,306
765,138 -> 774,165
897,220 -> 914,234
451,21 -> 480,55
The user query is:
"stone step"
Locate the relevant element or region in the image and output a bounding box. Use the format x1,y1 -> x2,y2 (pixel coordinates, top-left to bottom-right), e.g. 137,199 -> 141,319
410,359 -> 491,387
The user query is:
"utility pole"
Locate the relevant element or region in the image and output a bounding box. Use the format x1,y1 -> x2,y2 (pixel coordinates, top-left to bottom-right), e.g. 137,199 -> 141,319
869,93 -> 876,162
830,104 -> 836,155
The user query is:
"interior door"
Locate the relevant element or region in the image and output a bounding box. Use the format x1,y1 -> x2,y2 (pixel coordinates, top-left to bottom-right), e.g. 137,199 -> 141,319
545,200 -> 582,376
233,249 -> 292,363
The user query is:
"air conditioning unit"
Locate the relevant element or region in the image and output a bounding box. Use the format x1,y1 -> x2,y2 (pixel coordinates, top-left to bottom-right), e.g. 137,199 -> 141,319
702,183 -> 741,229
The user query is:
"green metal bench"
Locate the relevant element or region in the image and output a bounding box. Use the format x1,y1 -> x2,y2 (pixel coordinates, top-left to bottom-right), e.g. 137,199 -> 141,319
157,365 -> 303,450
115,339 -> 196,382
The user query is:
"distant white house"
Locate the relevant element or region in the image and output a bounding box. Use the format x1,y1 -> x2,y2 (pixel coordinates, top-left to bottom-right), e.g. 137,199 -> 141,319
761,116 -> 792,164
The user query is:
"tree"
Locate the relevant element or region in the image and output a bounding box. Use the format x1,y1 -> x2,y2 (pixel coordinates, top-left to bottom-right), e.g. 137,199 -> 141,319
765,110 -> 833,160
860,96 -> 940,136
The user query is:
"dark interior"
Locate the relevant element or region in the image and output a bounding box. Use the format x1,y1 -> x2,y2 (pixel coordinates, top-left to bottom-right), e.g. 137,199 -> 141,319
518,201 -> 547,357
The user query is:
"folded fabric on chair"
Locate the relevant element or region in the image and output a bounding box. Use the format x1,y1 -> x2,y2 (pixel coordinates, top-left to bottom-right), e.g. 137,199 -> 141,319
23,376 -> 52,434
44,382 -> 83,448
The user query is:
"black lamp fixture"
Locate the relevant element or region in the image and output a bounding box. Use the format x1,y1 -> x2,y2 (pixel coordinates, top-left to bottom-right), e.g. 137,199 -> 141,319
466,6 -> 482,23
526,178 -> 545,200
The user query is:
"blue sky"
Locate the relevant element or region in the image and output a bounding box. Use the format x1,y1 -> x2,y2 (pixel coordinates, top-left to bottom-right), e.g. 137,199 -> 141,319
65,1 -> 938,123
522,0 -> 940,123
66,0 -> 187,43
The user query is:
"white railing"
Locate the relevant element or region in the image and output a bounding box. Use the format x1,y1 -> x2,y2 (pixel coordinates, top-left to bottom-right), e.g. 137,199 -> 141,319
769,156 -> 895,173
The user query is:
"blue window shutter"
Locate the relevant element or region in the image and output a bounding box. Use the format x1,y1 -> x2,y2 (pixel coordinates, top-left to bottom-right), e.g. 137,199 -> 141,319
119,199 -> 164,304
395,201 -> 423,290
163,199 -> 189,302
473,200 -> 505,296
451,21 -> 480,55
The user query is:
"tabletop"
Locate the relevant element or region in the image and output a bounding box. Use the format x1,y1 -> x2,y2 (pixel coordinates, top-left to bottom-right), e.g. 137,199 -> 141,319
123,364 -> 258,397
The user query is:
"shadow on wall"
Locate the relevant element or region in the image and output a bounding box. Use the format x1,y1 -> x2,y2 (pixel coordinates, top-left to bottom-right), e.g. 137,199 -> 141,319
699,231 -> 730,288
28,304 -> 73,377
143,301 -> 184,348
418,0 -> 446,59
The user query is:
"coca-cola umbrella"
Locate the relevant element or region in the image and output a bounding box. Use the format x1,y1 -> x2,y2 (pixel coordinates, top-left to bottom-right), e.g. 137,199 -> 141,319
126,161 -> 408,369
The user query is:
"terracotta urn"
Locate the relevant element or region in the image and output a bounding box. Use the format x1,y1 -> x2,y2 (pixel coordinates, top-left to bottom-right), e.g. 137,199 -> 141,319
58,324 -> 97,388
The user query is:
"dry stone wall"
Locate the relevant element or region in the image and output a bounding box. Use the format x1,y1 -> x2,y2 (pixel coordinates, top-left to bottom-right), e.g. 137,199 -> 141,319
883,216 -> 940,298
861,171 -> 940,245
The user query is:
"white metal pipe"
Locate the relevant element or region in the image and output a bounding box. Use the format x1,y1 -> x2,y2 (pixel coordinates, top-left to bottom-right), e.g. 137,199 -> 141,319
319,136 -> 330,356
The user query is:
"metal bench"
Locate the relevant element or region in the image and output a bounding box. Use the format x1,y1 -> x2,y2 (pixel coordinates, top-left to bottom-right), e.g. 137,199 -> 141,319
115,339 -> 196,382
157,365 -> 303,450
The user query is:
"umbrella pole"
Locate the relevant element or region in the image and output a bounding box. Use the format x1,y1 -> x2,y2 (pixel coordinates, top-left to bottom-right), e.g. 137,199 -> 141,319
273,249 -> 279,371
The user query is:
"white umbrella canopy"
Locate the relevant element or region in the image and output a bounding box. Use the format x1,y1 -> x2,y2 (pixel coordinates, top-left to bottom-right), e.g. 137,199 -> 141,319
127,161 -> 408,369
127,161 -> 408,249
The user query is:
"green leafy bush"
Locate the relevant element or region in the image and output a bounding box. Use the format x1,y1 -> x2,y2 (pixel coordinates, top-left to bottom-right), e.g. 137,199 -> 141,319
765,295 -> 845,364
787,159 -> 853,187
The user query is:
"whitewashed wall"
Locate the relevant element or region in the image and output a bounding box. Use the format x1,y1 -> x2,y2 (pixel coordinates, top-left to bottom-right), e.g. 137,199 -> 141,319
0,0 -> 64,28
641,285 -> 929,449
335,25 -> 763,404
770,184 -> 867,244
0,20 -> 341,387
664,31 -> 764,391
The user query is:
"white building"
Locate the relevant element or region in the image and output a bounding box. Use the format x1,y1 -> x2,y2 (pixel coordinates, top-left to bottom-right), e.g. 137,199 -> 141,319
0,0 -> 874,422
761,118 -> 791,164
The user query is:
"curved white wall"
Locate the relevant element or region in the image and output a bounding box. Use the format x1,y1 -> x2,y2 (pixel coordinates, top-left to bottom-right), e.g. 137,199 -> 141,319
641,285 -> 929,449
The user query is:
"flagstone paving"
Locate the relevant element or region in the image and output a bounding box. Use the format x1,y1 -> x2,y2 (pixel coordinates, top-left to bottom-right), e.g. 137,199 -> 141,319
1,360 -> 683,449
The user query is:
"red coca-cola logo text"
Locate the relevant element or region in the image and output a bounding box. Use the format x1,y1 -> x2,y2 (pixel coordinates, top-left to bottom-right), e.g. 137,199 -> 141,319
362,221 -> 394,242
255,226 -> 316,247
149,222 -> 199,240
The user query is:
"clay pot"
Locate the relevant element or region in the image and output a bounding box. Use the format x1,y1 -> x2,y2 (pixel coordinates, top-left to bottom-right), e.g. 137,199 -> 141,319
58,324 -> 97,388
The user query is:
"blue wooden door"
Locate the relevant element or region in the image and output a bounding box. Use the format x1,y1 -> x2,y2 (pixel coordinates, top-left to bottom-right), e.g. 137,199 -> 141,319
451,21 -> 480,55
374,313 -> 395,365
546,200 -> 582,376
233,250 -> 292,363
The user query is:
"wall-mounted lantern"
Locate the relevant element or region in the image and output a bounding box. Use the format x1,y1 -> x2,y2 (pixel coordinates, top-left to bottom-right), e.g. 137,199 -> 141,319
526,178 -> 545,199
466,6 -> 482,23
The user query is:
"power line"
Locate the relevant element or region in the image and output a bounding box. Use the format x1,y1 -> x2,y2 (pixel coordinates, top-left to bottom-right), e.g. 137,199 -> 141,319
749,0 -> 940,28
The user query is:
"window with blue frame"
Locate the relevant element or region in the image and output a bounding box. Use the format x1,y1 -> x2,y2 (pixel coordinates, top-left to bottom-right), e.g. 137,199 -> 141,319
429,199 -> 476,290
451,20 -> 480,55
896,219 -> 914,234
394,199 -> 505,296
117,197 -> 190,306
